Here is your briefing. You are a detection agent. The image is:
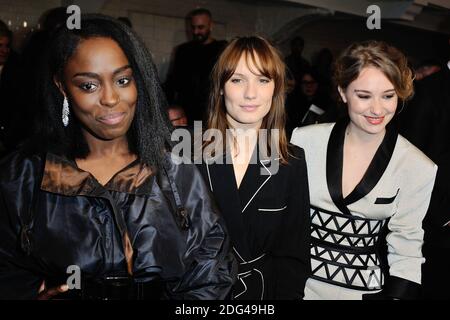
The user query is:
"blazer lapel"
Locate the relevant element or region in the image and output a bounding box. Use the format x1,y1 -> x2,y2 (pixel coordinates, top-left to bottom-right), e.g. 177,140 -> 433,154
326,118 -> 399,215
205,155 -> 253,260
344,121 -> 398,205
327,118 -> 351,215
239,144 -> 274,213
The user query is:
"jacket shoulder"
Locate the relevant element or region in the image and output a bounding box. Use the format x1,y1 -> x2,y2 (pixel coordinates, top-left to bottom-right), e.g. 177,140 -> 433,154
214,39 -> 228,48
396,135 -> 437,174
287,144 -> 305,161
418,68 -> 449,89
162,152 -> 211,196
0,150 -> 44,184
290,123 -> 334,147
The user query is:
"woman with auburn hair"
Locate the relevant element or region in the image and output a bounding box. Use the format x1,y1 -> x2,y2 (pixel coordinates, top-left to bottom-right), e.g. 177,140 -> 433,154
197,36 -> 311,300
291,40 -> 437,300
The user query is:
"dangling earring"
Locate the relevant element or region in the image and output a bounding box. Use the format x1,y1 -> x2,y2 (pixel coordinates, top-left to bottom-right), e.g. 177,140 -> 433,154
62,96 -> 70,127
220,89 -> 224,95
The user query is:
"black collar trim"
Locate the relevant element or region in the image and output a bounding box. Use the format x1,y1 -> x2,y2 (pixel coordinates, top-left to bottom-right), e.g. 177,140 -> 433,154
326,118 -> 398,215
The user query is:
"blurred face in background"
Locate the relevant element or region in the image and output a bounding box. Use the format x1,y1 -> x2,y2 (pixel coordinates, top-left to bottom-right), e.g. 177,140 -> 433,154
0,36 -> 11,66
291,38 -> 304,56
415,65 -> 441,81
190,14 -> 212,44
301,73 -> 318,98
168,106 -> 188,127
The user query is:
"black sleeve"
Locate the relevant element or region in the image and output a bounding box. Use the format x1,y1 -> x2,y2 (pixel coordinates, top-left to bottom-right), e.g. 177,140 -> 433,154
164,45 -> 187,106
0,153 -> 43,299
398,82 -> 433,155
272,148 -> 311,299
423,159 -> 450,230
164,162 -> 237,300
397,75 -> 449,163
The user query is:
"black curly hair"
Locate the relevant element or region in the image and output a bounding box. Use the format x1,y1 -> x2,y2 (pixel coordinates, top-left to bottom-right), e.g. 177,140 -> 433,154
33,14 -> 172,168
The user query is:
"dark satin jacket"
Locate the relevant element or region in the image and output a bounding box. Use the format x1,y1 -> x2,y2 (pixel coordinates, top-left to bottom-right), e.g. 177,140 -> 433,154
0,151 -> 236,300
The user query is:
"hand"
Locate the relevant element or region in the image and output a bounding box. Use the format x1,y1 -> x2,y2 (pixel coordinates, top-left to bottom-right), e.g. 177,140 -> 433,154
37,281 -> 69,300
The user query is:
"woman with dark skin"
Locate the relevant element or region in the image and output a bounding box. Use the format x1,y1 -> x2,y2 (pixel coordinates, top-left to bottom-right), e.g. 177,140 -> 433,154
0,15 -> 235,300
57,37 -> 138,185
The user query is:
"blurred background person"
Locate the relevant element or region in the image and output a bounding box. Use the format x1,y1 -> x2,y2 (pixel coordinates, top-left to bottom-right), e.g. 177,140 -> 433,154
165,8 -> 227,125
0,19 -> 20,157
286,67 -> 334,137
397,37 -> 450,300
0,20 -> 12,75
312,48 -> 334,97
285,36 -> 310,87
0,8 -> 67,157
167,105 -> 188,127
414,58 -> 442,81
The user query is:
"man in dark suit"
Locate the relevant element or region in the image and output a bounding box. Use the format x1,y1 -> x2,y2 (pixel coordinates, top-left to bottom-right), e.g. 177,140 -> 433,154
398,48 -> 449,165
0,20 -> 20,157
165,8 -> 227,125
398,39 -> 450,299
421,153 -> 450,299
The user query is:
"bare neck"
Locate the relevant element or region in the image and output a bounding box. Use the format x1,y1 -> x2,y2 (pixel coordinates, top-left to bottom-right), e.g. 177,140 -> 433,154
345,123 -> 385,148
81,131 -> 134,160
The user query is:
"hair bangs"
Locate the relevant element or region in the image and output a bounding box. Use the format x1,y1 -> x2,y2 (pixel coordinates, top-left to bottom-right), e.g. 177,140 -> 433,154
245,43 -> 277,82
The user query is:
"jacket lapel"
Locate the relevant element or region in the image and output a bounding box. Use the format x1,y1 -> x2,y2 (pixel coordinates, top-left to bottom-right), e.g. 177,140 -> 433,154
205,154 -> 253,261
41,153 -> 154,196
41,152 -> 100,197
326,117 -> 398,215
326,118 -> 351,215
239,148 -> 274,214
204,144 -> 275,261
344,121 -> 398,205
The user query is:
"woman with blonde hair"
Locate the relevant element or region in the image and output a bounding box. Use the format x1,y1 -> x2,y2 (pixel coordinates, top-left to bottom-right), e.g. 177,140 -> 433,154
291,40 -> 437,300
197,36 -> 311,300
